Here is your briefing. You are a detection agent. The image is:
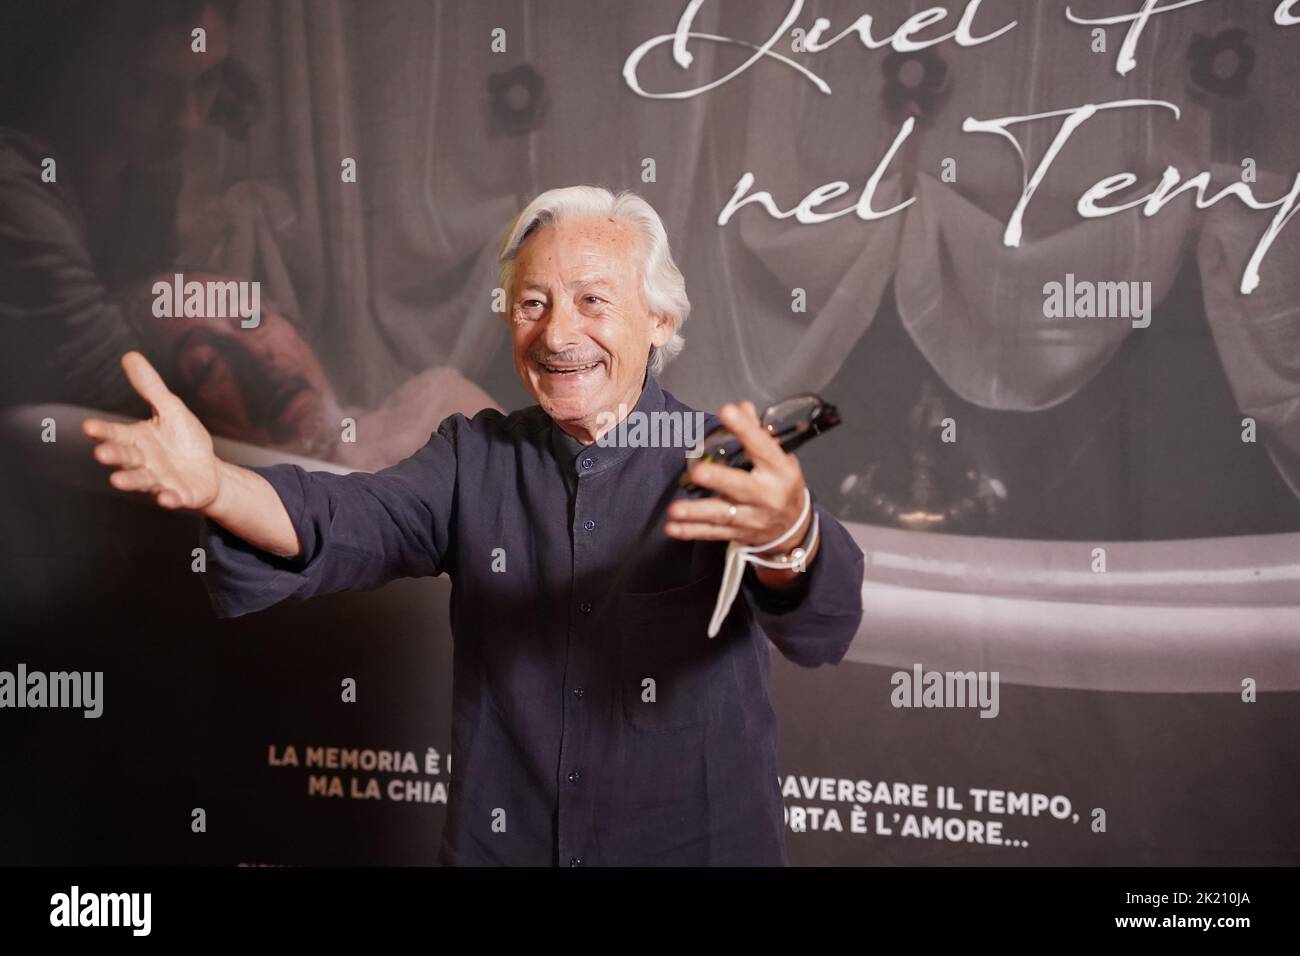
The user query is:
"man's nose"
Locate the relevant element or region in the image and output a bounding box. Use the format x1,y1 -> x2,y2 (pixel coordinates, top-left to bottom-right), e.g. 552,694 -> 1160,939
540,299 -> 582,354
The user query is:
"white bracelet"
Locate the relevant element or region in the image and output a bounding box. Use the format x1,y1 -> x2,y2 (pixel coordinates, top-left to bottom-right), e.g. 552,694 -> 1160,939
746,510 -> 820,573
744,487 -> 812,553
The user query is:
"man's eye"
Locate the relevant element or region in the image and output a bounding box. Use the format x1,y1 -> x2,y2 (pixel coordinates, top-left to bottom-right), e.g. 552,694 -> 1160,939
583,295 -> 604,305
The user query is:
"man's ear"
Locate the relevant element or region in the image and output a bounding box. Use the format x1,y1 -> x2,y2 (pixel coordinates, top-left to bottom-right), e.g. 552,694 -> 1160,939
648,311 -> 674,348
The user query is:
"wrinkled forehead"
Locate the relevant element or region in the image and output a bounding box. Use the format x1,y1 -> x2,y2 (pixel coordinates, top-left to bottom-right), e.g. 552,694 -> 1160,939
512,217 -> 645,293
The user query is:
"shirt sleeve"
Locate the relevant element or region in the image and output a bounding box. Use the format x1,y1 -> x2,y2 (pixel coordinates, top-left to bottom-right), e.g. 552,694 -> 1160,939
741,503 -> 866,667
199,416 -> 462,619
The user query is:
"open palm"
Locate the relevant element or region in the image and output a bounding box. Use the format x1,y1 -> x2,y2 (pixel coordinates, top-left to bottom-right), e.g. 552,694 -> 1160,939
82,352 -> 222,511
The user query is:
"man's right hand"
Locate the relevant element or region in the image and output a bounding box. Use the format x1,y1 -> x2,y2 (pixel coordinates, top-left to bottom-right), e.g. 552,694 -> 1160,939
82,352 -> 302,558
82,351 -> 222,511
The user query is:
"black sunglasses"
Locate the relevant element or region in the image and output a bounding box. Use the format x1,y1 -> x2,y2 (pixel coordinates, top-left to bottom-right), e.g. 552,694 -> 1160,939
680,393 -> 841,489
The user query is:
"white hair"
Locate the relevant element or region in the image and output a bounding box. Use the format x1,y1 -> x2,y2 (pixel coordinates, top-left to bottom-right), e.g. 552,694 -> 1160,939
498,185 -> 690,376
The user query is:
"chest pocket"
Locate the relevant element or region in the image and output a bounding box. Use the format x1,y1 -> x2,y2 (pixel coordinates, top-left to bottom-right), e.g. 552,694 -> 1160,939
617,566 -> 745,733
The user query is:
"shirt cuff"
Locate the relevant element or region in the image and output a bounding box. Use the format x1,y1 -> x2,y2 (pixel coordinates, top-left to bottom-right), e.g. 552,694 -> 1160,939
741,505 -> 866,666
198,463 -> 318,619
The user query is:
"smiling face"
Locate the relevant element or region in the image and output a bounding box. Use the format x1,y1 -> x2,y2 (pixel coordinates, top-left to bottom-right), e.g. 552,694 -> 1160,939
509,216 -> 673,444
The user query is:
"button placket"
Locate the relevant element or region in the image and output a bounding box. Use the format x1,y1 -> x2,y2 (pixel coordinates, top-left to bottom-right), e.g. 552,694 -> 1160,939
560,458 -> 601,868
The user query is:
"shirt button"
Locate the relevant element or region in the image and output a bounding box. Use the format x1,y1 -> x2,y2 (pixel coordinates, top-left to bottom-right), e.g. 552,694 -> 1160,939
572,687 -> 585,699
567,769 -> 582,784
582,457 -> 595,469
579,602 -> 592,614
570,857 -> 583,867
583,519 -> 596,532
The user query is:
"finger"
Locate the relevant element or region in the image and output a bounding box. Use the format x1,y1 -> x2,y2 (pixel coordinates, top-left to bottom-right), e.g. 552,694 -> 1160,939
156,489 -> 185,510
82,417 -> 135,442
719,402 -> 786,472
667,497 -> 758,528
109,467 -> 160,494
93,441 -> 145,469
687,460 -> 769,505
121,351 -> 178,412
664,520 -> 747,542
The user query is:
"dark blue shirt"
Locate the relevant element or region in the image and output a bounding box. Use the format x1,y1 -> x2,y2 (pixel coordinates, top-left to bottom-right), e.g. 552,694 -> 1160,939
201,373 -> 865,865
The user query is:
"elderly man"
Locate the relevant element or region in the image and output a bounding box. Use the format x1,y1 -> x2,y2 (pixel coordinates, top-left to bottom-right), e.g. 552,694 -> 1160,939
82,185 -> 866,866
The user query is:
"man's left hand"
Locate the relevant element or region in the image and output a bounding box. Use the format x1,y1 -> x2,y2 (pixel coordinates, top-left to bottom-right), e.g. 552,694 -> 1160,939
665,401 -> 817,588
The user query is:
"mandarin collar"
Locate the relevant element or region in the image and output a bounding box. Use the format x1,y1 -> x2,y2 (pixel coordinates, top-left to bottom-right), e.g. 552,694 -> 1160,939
549,371 -> 667,477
